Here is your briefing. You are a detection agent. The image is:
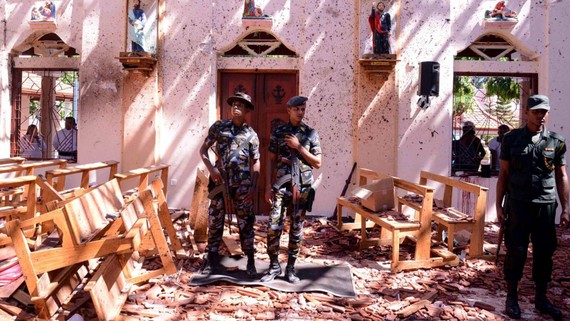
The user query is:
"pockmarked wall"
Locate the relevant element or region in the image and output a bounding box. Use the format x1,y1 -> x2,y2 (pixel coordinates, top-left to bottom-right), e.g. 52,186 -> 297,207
0,0 -> 569,221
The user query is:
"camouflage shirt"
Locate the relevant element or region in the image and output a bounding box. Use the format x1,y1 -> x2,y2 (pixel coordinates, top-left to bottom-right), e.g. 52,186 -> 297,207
269,121 -> 322,186
204,119 -> 260,187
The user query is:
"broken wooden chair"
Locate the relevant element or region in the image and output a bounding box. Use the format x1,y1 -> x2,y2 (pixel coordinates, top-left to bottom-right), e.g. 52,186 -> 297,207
417,171 -> 488,257
5,179 -> 176,319
336,168 -> 458,272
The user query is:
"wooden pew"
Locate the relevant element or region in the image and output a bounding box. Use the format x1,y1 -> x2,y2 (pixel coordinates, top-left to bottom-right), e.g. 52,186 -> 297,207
44,160 -> 119,193
417,171 -> 488,257
5,180 -> 176,319
114,165 -> 185,256
0,157 -> 25,167
114,163 -> 170,197
336,168 -> 458,272
0,176 -> 39,247
0,160 -> 67,209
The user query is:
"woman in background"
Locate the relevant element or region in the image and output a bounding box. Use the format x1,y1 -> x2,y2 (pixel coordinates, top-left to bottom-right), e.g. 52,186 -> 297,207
20,124 -> 46,159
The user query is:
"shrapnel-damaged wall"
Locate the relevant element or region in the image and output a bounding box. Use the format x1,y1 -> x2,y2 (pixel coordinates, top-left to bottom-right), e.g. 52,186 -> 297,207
0,0 -> 568,221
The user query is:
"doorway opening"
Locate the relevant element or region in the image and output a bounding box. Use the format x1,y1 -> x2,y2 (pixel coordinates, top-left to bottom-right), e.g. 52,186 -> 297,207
219,70 -> 299,214
10,33 -> 80,162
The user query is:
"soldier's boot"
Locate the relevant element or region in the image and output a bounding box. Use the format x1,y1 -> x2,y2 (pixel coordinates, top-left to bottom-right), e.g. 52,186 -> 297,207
199,252 -> 224,275
505,281 -> 521,319
246,251 -> 257,279
535,282 -> 562,320
261,255 -> 281,282
285,255 -> 300,284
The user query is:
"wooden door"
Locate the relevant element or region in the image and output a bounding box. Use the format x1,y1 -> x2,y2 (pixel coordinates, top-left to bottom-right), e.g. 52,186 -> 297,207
220,71 -> 298,215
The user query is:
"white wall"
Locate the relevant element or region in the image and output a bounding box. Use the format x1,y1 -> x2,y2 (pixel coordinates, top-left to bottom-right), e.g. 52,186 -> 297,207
0,0 -> 569,220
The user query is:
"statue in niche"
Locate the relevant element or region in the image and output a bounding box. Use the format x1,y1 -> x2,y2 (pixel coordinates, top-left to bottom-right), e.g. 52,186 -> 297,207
30,1 -> 56,21
368,2 -> 391,55
128,0 -> 147,52
243,0 -> 265,18
485,1 -> 518,21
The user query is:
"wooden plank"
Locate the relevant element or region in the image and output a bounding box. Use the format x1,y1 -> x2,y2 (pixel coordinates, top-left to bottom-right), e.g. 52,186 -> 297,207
85,254 -> 131,321
189,168 -> 209,243
150,179 -> 183,254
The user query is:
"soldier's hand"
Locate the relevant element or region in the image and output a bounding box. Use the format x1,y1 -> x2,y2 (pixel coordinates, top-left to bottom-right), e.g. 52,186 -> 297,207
560,209 -> 570,228
285,134 -> 301,151
265,185 -> 274,205
210,168 -> 223,185
496,206 -> 505,223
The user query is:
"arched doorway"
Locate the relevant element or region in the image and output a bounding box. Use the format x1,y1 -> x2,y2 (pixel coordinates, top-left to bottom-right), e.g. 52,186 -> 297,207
10,33 -> 80,162
219,31 -> 298,214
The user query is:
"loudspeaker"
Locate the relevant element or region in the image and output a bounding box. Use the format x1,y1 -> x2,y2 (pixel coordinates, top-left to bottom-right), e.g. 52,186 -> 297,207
418,61 -> 440,97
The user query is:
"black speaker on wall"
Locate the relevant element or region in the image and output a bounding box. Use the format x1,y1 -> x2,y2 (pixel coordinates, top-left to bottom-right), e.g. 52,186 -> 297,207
418,61 -> 440,97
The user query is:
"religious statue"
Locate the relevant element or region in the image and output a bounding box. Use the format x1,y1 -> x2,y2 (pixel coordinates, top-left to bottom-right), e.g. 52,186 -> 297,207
243,0 -> 264,18
485,1 -> 518,21
368,2 -> 391,55
128,0 -> 147,52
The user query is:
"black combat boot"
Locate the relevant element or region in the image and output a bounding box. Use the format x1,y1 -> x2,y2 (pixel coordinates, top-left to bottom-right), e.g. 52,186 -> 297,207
285,255 -> 300,284
246,251 -> 257,279
261,255 -> 281,282
535,282 -> 562,320
199,252 -> 223,275
505,281 -> 521,319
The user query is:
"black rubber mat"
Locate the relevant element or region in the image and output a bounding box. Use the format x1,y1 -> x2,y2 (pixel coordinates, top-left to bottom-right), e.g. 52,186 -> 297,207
189,256 -> 356,298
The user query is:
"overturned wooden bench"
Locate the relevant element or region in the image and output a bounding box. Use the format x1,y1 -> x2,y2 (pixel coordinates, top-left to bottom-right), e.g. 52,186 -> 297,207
114,164 -> 185,257
5,179 -> 176,320
418,171 -> 488,257
336,168 -> 458,272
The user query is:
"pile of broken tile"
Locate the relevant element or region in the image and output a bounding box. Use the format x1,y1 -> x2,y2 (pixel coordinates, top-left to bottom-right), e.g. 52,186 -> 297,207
1,215 -> 569,320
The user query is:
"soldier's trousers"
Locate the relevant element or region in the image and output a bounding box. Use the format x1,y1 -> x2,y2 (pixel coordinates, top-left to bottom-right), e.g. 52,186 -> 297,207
504,200 -> 558,284
206,185 -> 255,254
266,185 -> 310,258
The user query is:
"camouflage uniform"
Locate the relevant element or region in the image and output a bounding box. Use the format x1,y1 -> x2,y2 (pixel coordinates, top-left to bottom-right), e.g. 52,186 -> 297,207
267,121 -> 321,258
204,119 -> 260,254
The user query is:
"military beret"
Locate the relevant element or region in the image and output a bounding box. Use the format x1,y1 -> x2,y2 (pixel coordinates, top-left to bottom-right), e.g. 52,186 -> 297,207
287,96 -> 308,107
527,94 -> 550,111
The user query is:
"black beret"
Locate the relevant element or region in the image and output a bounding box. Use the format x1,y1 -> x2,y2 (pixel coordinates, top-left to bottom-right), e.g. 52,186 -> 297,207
287,96 -> 308,107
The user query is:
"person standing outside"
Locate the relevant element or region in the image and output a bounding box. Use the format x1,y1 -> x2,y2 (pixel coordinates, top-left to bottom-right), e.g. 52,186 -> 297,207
199,92 -> 260,278
261,96 -> 322,283
368,2 -> 391,54
53,116 -> 77,162
453,121 -> 486,172
496,95 -> 569,320
489,124 -> 510,171
20,124 -> 46,159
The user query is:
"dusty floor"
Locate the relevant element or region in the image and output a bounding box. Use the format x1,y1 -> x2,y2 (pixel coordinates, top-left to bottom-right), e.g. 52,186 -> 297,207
42,216 -> 570,320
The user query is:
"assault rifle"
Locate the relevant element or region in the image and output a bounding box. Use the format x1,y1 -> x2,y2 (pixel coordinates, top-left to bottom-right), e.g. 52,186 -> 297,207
207,146 -> 236,233
272,153 -> 315,213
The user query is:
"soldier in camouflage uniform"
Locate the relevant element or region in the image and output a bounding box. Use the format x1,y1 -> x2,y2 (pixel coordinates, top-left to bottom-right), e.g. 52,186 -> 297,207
261,96 -> 322,283
199,92 -> 260,278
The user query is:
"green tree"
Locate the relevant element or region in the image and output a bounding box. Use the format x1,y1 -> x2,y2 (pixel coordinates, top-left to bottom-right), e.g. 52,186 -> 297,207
453,76 -> 476,115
